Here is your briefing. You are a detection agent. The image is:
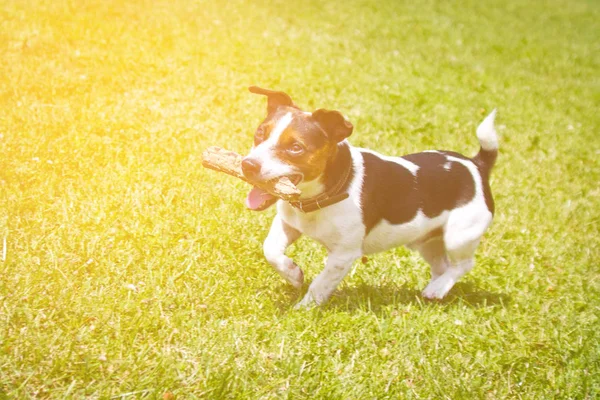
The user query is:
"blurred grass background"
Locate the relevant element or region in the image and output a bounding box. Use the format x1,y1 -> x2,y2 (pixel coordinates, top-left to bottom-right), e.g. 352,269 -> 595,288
0,0 -> 599,398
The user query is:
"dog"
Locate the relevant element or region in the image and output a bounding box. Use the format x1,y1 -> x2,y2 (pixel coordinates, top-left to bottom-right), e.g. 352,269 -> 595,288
241,86 -> 498,308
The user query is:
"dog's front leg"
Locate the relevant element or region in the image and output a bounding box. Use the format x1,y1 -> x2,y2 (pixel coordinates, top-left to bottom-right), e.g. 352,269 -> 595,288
263,214 -> 304,288
295,249 -> 361,309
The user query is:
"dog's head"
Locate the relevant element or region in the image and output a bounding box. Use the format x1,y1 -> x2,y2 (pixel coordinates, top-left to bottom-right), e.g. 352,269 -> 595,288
242,86 -> 353,211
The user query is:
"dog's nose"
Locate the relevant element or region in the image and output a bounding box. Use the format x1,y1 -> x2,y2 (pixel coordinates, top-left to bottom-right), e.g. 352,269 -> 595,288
241,158 -> 262,178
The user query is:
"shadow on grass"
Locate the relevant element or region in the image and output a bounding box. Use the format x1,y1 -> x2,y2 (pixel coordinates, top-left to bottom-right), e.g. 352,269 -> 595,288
272,281 -> 510,314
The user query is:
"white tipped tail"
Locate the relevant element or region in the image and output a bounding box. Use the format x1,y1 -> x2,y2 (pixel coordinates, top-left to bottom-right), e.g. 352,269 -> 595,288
476,109 -> 498,152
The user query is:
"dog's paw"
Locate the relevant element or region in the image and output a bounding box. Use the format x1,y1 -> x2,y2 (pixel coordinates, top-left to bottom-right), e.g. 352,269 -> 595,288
294,291 -> 316,310
422,278 -> 453,300
286,265 -> 304,289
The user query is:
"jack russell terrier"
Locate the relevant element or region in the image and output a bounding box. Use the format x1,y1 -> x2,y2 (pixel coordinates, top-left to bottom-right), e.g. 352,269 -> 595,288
241,86 -> 498,308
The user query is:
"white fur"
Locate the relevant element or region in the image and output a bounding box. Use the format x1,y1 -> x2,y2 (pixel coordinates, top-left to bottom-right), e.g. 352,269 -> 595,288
476,109 -> 498,152
263,214 -> 303,288
363,211 -> 449,255
267,112 -> 293,143
260,111 -> 497,307
247,112 -> 295,181
296,178 -> 326,200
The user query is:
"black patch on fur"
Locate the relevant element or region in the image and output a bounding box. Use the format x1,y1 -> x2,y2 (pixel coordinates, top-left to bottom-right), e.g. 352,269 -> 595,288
323,142 -> 354,194
360,151 -> 478,234
360,152 -> 419,233
287,115 -> 329,150
472,148 -> 497,214
249,86 -> 296,114
403,152 -> 476,217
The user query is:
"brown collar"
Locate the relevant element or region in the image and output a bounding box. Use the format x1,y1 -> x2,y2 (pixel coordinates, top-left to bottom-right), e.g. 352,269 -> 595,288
289,164 -> 352,213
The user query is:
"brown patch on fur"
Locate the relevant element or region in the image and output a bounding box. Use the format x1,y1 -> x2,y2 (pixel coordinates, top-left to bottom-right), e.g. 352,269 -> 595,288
253,107 -> 298,147
253,120 -> 274,146
276,125 -> 338,182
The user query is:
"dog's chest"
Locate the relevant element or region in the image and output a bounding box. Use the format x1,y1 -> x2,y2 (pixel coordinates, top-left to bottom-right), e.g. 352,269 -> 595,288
278,201 -> 363,250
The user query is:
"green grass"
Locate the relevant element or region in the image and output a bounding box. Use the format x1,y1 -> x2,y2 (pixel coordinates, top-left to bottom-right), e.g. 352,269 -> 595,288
1,0 -> 599,398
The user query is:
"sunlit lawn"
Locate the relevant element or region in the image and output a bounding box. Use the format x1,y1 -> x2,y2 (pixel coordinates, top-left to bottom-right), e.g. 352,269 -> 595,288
1,0 -> 599,398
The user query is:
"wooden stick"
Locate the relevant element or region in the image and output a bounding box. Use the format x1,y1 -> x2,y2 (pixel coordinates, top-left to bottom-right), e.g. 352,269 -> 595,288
201,146 -> 301,201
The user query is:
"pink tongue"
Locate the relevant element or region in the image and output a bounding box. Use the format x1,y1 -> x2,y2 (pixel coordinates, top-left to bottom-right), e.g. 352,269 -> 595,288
245,187 -> 274,210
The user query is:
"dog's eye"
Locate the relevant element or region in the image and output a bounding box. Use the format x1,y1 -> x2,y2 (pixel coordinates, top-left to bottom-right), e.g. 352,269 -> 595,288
288,142 -> 305,156
254,128 -> 265,146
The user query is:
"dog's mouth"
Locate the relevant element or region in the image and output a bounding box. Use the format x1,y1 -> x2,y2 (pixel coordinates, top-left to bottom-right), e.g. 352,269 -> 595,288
245,174 -> 302,211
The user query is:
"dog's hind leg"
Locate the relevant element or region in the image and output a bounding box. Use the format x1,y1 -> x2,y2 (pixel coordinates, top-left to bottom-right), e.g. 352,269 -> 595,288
414,237 -> 450,283
421,241 -> 477,300
422,209 -> 491,299
263,215 -> 304,288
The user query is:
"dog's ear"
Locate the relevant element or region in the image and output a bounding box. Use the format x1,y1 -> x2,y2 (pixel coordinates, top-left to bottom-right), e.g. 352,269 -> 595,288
249,86 -> 295,114
312,109 -> 353,142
